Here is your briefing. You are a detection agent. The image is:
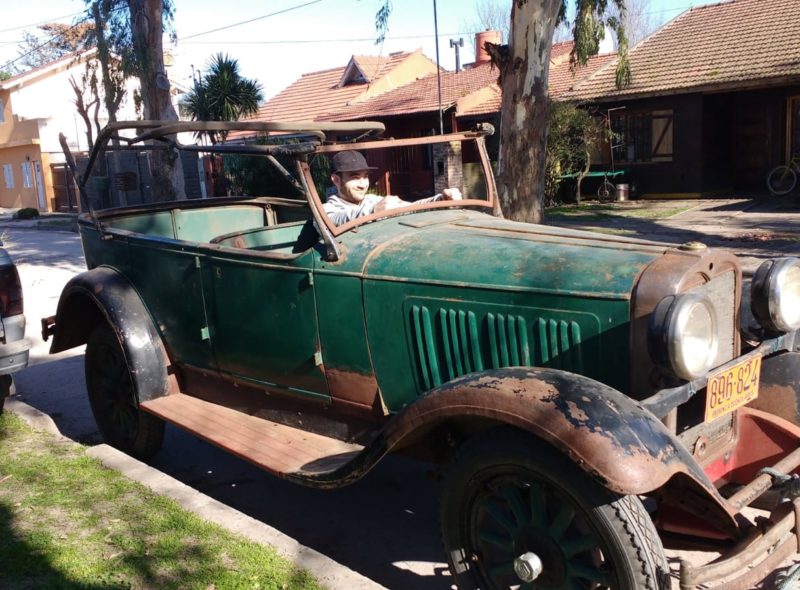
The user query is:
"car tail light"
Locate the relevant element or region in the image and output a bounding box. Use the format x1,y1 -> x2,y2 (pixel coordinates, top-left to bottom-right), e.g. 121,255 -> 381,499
0,265 -> 24,316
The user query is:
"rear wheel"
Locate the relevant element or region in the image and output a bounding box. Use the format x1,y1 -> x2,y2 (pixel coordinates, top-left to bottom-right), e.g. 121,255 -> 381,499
766,165 -> 797,195
441,429 -> 669,590
85,324 -> 164,459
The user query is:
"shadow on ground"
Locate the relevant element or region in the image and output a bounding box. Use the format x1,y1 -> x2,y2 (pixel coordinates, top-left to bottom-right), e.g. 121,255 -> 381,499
14,355 -> 453,590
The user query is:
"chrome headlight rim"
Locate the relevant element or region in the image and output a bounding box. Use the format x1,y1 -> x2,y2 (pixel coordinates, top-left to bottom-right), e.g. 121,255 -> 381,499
751,257 -> 800,334
649,292 -> 719,381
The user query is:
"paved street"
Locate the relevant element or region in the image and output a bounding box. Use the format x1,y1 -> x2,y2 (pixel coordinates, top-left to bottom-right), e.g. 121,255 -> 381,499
5,197 -> 800,589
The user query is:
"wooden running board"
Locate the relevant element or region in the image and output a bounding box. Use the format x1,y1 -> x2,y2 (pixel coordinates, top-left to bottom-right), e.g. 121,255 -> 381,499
140,393 -> 363,478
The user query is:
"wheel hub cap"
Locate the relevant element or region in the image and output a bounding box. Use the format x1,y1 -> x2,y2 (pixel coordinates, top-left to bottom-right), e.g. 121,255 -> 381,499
513,551 -> 543,583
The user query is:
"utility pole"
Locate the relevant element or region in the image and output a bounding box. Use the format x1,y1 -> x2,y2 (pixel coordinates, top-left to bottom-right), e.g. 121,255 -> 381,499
449,37 -> 464,72
433,0 -> 443,135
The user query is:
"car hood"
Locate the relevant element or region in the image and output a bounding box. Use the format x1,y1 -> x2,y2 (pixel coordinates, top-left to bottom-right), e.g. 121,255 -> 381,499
359,212 -> 669,300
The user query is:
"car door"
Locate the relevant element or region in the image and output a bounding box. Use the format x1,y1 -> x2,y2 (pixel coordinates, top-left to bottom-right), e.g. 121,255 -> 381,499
204,249 -> 329,401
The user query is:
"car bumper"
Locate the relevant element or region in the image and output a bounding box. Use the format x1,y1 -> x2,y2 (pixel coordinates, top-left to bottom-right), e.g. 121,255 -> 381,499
0,314 -> 30,376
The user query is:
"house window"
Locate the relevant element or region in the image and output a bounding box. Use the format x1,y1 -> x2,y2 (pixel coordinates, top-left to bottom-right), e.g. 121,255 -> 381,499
2,164 -> 13,189
20,162 -> 33,188
0,99 -> 4,123
611,109 -> 673,163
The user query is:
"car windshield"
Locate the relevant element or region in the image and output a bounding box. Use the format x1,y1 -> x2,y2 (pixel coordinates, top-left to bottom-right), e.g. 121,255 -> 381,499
306,132 -> 497,237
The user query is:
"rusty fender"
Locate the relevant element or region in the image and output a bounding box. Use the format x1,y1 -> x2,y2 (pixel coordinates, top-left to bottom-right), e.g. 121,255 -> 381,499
384,367 -> 739,531
47,266 -> 170,404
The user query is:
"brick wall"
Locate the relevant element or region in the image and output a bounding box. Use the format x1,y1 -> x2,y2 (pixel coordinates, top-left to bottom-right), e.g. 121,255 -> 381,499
433,141 -> 463,193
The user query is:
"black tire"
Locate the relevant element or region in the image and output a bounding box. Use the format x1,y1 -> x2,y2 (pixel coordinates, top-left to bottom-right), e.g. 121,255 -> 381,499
441,428 -> 669,590
85,324 -> 164,460
0,374 -> 12,414
766,165 -> 797,196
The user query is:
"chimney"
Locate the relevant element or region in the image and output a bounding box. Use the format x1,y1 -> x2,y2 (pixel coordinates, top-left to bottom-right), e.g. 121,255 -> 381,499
475,30 -> 502,65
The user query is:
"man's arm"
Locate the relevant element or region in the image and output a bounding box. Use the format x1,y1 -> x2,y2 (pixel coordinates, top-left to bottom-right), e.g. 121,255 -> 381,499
415,187 -> 463,204
324,195 -> 381,226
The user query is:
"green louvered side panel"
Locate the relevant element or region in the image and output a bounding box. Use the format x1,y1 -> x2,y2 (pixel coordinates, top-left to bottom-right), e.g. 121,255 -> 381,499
410,305 -> 585,390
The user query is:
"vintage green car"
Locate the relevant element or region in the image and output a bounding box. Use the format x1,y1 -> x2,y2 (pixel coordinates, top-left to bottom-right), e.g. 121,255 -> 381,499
44,121 -> 800,589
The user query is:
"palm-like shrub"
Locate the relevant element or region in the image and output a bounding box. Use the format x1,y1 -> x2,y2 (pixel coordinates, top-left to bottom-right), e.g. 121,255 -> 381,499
180,53 -> 263,144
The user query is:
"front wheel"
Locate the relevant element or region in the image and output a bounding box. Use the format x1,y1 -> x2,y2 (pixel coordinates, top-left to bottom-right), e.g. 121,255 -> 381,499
85,324 -> 164,459
441,428 -> 669,590
766,165 -> 797,195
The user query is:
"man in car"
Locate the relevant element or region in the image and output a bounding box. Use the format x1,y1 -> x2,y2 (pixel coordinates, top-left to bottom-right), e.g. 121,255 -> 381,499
325,150 -> 461,227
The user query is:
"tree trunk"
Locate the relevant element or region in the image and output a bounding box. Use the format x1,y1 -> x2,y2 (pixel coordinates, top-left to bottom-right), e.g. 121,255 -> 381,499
496,0 -> 561,223
69,76 -> 95,150
127,0 -> 185,201
93,2 -> 117,129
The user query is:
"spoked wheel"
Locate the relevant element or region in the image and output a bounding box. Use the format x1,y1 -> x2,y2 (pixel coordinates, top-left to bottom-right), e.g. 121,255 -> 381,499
85,324 -> 164,459
597,180 -> 615,202
766,165 -> 797,195
441,429 -> 668,590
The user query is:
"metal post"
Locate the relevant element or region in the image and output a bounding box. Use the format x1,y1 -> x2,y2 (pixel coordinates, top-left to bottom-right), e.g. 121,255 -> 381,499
450,37 -> 464,72
433,0 -> 443,135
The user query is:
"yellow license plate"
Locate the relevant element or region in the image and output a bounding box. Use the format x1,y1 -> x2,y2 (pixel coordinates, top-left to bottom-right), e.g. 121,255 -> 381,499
704,355 -> 762,423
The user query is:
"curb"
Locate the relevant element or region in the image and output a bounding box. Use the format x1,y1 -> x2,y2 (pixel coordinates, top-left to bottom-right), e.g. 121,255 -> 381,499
6,398 -> 386,590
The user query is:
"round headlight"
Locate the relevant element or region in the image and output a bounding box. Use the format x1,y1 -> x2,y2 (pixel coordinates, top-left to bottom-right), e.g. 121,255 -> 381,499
751,257 -> 800,334
649,293 -> 719,381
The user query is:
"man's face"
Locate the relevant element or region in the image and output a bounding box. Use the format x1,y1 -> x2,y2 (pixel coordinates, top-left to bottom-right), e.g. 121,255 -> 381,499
332,170 -> 370,203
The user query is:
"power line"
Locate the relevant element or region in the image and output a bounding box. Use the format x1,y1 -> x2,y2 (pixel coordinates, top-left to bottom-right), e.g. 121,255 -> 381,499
178,0 -> 324,41
0,12 -> 92,72
0,11 -> 86,35
179,31 -> 475,45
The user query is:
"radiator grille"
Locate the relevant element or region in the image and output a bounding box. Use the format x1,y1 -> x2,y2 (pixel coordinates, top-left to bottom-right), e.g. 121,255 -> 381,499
410,305 -> 584,390
691,271 -> 736,368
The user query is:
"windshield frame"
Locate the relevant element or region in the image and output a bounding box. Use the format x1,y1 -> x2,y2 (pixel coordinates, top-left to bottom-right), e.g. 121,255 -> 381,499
304,130 -> 501,238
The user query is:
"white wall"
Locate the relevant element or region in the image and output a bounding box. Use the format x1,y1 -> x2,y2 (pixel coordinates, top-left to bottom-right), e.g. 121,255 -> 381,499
10,59 -> 142,157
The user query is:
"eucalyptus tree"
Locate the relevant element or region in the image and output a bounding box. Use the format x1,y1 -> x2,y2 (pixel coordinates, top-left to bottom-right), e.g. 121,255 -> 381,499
86,0 -> 184,200
377,0 -> 631,223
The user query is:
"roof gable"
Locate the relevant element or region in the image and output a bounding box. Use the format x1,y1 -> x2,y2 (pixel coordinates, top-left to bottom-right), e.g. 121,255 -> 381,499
563,0 -> 800,101
0,48 -> 99,91
229,50 -> 437,140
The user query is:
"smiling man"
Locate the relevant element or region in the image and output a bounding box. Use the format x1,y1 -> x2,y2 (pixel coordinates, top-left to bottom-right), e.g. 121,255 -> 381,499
324,150 -> 461,227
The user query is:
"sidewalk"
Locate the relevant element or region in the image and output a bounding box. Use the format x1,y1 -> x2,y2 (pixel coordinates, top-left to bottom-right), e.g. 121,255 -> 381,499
0,208 -> 78,233
545,196 -> 800,274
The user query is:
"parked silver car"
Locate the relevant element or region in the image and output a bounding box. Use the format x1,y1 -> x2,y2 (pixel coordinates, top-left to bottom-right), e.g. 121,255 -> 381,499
0,243 -> 29,411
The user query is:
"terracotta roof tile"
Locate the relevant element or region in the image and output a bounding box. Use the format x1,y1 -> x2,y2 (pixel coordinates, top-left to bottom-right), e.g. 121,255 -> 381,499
548,52 -> 617,97
563,0 -> 800,101
327,62 -> 500,120
228,51 -> 430,140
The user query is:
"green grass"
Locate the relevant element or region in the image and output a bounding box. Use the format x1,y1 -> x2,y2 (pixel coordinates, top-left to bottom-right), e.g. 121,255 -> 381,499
38,219 -> 77,227
0,413 -> 324,590
545,202 -> 694,220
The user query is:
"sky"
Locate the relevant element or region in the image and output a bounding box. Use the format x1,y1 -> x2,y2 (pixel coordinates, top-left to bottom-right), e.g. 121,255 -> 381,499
0,0 -> 725,100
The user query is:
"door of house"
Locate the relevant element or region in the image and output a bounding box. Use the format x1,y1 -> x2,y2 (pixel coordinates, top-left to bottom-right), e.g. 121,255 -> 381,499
33,161 -> 46,210
788,97 -> 800,158
733,98 -> 771,188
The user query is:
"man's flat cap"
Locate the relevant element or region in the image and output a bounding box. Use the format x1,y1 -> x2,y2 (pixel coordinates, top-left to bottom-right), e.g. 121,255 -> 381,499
330,150 -> 377,173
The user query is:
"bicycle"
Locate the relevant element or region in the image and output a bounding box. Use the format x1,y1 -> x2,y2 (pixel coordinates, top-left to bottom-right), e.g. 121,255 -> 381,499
766,154 -> 800,195
597,173 -> 616,201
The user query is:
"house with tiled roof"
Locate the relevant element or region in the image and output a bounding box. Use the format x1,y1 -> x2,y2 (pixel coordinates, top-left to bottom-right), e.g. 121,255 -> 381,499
237,31 -> 611,196
228,49 -> 439,142
561,0 -> 800,197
